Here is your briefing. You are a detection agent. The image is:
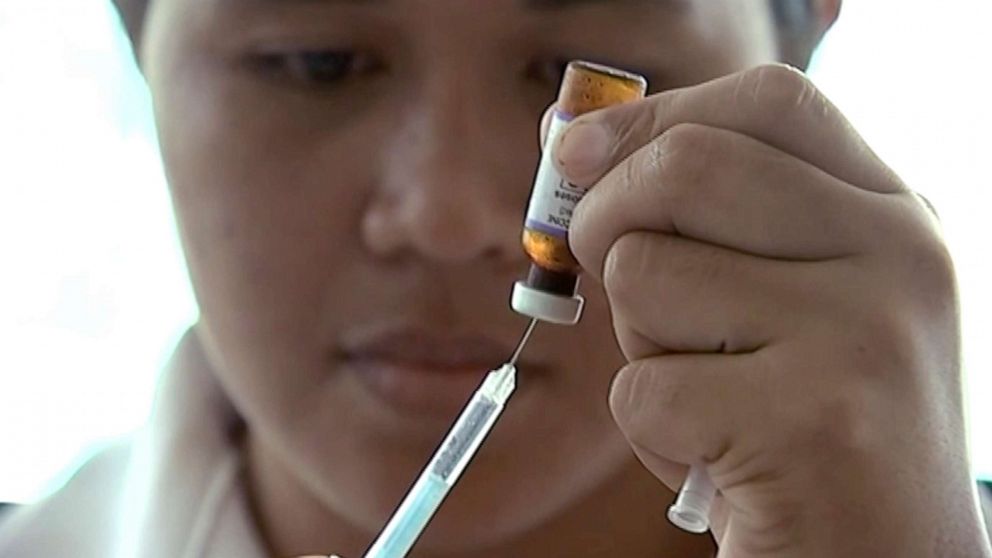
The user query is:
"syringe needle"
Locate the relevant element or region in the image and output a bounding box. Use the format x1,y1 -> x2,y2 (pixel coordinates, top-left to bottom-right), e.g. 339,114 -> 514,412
508,318 -> 538,367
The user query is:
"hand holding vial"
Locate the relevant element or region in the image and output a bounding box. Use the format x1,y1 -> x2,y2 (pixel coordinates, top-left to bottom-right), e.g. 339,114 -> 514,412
556,64 -> 973,556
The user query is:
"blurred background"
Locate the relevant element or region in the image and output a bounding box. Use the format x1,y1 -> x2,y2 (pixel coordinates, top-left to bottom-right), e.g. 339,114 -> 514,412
0,1 -> 989,505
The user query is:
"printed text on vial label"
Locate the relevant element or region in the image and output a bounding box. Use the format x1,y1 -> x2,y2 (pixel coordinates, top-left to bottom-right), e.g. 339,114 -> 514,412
523,112 -> 586,239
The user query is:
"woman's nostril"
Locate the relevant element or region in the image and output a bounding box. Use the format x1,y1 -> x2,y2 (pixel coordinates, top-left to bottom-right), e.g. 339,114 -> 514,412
361,191 -> 510,264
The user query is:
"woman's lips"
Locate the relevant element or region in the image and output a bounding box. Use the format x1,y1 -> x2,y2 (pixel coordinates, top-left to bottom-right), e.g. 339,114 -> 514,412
338,328 -> 521,419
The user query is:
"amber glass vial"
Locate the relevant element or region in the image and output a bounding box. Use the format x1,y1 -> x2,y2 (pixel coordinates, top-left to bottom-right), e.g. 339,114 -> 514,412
512,61 -> 646,325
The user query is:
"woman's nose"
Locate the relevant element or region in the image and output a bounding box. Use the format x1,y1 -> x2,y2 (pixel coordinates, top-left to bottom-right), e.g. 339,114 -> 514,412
361,94 -> 528,268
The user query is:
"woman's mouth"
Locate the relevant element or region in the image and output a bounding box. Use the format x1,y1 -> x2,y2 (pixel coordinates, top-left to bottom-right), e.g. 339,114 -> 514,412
337,326 -> 527,420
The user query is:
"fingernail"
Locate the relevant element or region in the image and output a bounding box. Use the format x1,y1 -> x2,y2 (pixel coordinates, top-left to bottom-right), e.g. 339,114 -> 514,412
555,122 -> 611,184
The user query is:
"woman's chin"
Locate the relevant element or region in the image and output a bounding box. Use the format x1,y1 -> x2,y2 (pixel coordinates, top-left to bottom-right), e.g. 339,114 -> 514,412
313,436 -> 633,556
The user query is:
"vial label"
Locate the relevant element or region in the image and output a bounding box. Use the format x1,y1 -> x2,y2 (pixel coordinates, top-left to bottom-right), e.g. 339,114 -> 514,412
524,110 -> 584,239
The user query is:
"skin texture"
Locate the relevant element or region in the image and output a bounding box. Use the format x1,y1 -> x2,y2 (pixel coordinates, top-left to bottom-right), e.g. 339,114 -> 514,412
126,0 -> 992,556
558,66 -> 990,556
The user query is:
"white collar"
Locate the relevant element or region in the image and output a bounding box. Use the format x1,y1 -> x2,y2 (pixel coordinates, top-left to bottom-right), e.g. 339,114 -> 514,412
113,331 -> 268,558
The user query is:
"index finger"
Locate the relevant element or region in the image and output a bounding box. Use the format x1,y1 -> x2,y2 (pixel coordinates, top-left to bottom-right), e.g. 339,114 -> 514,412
553,63 -> 905,195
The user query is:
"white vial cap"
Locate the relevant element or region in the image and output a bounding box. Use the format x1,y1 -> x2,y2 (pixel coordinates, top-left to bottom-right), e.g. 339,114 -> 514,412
511,280 -> 584,325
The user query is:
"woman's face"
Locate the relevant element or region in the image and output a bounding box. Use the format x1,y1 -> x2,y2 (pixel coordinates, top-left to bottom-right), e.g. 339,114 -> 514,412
141,0 -> 777,551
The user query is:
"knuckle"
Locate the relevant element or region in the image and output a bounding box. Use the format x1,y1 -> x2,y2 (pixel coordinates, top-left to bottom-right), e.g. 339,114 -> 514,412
663,240 -> 718,289
890,195 -> 958,312
838,303 -> 920,383
613,323 -> 662,363
667,239 -> 730,290
653,123 -> 713,203
801,390 -> 878,458
617,151 -> 646,200
913,191 -> 941,222
604,232 -> 729,319
879,198 -> 958,315
830,306 -> 939,412
602,232 -> 649,307
870,315 -> 919,368
610,360 -> 685,442
738,63 -> 824,120
608,362 -> 640,431
903,232 -> 957,303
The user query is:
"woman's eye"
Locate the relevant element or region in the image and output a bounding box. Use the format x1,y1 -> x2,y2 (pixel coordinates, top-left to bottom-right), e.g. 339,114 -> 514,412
252,50 -> 380,86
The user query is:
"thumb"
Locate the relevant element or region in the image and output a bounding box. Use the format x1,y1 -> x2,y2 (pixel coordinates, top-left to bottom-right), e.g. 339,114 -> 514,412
553,65 -> 900,194
538,103 -> 555,148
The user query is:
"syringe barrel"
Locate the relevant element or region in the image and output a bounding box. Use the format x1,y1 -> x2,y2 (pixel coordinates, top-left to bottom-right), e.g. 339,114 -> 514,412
362,474 -> 448,558
431,392 -> 501,483
362,365 -> 516,558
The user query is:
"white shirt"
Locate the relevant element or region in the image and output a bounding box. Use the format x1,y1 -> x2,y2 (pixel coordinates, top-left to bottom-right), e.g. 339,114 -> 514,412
0,332 -> 271,558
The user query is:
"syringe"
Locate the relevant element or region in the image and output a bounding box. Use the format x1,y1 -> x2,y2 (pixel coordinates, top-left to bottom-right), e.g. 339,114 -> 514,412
361,319 -> 538,558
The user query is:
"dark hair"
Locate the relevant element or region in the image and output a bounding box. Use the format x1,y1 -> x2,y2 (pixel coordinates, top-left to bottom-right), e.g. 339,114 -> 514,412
114,0 -> 146,52
113,0 -> 820,68
771,0 -> 823,68
772,0 -> 815,28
